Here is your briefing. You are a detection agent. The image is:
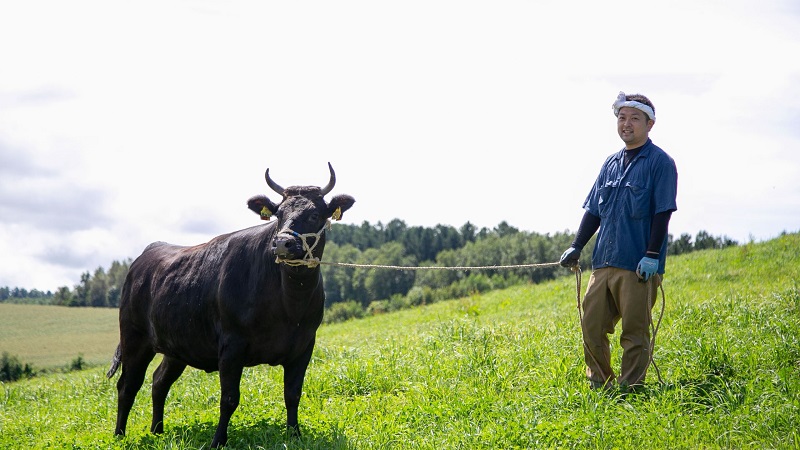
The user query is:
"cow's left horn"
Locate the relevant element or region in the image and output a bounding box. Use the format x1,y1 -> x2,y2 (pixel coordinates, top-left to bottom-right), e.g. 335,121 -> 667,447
320,162 -> 336,196
265,169 -> 285,196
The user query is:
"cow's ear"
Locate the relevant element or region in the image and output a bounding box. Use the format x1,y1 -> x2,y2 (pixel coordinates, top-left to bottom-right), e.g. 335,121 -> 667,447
247,195 -> 278,221
328,194 -> 355,221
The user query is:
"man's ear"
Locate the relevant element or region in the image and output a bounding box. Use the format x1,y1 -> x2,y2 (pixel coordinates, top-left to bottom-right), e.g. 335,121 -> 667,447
247,195 -> 278,220
328,194 -> 355,220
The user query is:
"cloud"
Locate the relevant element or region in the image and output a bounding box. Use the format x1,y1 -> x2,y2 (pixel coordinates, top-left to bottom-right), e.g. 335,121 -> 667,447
0,137 -> 118,289
178,215 -> 232,237
1,0 -> 799,292
0,86 -> 76,109
0,139 -> 112,232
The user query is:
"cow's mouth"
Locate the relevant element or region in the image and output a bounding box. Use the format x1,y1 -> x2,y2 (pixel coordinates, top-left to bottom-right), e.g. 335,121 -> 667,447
272,235 -> 321,267
272,221 -> 329,267
275,253 -> 322,268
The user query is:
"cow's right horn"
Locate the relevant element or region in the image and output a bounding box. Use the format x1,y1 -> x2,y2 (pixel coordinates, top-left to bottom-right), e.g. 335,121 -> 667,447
320,162 -> 336,196
265,169 -> 285,196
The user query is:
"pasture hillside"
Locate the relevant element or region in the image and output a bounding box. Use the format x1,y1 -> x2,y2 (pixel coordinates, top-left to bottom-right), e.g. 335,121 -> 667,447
0,303 -> 118,370
0,233 -> 798,449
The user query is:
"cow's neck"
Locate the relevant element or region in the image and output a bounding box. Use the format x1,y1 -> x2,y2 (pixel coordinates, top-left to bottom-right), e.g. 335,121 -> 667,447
279,267 -> 322,322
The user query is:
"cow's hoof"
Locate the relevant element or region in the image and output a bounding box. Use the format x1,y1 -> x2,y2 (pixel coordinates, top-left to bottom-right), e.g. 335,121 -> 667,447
210,433 -> 227,448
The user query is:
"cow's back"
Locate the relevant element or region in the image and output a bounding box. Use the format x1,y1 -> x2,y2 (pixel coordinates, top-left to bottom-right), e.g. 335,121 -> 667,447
119,224 -> 301,371
120,237 -> 231,369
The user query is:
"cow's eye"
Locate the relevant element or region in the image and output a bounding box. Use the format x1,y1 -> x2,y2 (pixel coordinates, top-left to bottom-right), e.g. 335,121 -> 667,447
309,212 -> 320,223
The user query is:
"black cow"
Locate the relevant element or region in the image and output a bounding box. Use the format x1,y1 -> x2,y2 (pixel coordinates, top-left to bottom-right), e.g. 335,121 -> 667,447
106,163 -> 355,448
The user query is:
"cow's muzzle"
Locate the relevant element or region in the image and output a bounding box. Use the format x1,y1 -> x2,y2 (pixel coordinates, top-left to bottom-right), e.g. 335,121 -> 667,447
272,234 -> 302,259
273,220 -> 331,267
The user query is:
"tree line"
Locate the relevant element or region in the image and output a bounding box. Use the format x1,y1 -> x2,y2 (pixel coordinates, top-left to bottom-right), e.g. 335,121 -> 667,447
1,260 -> 131,307
1,221 -> 740,314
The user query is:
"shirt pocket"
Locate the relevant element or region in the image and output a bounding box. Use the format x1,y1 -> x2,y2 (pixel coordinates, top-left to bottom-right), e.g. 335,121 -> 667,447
625,182 -> 651,219
597,184 -> 614,218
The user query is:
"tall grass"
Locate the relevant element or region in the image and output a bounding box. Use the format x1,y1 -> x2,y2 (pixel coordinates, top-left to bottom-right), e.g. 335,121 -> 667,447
1,234 -> 798,449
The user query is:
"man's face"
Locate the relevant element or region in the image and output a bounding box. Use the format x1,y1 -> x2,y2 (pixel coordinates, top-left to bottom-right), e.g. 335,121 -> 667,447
617,106 -> 654,149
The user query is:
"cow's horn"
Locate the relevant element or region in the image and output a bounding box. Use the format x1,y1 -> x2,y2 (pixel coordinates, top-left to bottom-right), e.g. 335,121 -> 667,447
264,169 -> 285,195
320,162 -> 336,196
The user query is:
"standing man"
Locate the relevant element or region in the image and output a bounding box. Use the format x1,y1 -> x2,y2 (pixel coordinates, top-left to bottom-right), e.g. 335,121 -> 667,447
560,92 -> 678,390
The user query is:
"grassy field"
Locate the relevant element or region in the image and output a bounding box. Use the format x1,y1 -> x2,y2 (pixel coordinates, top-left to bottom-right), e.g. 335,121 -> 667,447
0,303 -> 118,369
0,233 -> 798,449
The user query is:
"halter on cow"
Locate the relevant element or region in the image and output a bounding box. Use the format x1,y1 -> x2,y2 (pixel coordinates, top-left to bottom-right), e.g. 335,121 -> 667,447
108,163 -> 355,448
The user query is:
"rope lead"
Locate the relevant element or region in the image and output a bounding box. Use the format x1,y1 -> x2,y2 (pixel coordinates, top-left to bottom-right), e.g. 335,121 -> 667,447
315,261 -> 562,270
276,228 -> 666,386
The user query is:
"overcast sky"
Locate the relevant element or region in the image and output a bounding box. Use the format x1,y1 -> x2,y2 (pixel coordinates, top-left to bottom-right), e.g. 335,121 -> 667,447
2,0 -> 799,292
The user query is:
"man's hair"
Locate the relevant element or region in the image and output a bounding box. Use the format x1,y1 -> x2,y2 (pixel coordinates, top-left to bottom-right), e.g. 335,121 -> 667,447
626,93 -> 655,120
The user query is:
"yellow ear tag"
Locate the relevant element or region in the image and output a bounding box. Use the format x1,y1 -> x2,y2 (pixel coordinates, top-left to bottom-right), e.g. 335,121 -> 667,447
332,206 -> 342,221
260,206 -> 272,220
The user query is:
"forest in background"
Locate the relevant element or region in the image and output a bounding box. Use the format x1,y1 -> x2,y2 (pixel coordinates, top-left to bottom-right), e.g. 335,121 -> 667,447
1,219 -> 740,317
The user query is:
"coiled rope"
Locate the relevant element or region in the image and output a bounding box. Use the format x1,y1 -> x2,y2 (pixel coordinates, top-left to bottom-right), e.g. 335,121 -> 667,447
648,279 -> 666,384
572,265 -> 665,387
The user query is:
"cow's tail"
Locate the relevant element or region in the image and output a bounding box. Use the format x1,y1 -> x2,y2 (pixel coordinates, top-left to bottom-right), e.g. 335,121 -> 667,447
106,344 -> 122,378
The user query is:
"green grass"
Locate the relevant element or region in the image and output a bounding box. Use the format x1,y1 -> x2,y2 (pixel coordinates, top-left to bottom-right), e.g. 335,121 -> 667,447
1,234 -> 799,449
0,303 -> 118,369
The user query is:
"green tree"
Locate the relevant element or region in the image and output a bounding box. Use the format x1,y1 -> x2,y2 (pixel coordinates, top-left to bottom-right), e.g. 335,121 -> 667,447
669,233 -> 693,255
53,286 -> 73,306
434,224 -> 464,255
356,242 -> 417,305
321,242 -> 363,306
72,272 -> 91,306
106,259 -> 130,307
693,230 -> 737,250
694,230 -> 717,250
384,219 -> 407,243
493,221 -> 519,237
89,267 -> 108,307
460,221 -> 477,243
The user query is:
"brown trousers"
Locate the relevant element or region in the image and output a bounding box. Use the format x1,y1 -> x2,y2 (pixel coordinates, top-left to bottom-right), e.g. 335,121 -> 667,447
581,267 -> 661,387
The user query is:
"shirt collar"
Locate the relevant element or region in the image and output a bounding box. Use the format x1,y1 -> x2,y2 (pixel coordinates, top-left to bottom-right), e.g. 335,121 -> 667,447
614,138 -> 653,161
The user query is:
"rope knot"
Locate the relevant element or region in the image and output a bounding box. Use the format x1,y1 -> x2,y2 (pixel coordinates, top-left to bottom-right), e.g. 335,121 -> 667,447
275,219 -> 330,268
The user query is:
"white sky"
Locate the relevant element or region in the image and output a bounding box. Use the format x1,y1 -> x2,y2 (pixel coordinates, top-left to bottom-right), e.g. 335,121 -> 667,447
1,0 -> 799,292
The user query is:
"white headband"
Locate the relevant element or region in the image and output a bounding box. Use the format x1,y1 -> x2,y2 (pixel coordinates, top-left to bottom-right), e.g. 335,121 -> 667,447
612,91 -> 655,122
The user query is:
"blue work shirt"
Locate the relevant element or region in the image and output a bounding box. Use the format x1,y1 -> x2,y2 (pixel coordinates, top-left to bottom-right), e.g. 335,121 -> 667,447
583,139 -> 678,274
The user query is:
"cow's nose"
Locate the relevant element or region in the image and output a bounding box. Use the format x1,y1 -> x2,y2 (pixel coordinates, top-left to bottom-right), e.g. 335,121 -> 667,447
273,235 -> 297,258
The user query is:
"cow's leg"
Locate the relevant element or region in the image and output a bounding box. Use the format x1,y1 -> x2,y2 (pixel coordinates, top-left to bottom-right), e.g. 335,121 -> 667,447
150,356 -> 187,434
283,339 -> 315,437
114,335 -> 156,436
211,352 -> 245,448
